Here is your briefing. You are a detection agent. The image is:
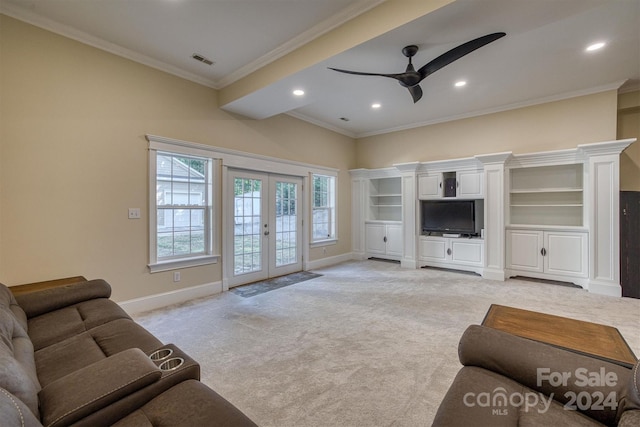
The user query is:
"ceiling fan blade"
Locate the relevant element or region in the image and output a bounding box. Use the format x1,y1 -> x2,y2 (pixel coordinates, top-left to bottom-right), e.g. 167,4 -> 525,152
418,32 -> 506,80
407,85 -> 423,103
328,67 -> 414,83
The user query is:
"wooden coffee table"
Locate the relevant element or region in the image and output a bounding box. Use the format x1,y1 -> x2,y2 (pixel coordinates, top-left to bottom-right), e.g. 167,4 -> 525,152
482,304 -> 637,368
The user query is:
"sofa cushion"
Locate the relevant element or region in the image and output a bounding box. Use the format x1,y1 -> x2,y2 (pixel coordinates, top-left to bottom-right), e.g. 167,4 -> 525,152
111,380 -> 258,427
432,366 -> 604,427
0,309 -> 41,418
0,387 -> 42,427
27,298 -> 131,351
35,318 -> 163,387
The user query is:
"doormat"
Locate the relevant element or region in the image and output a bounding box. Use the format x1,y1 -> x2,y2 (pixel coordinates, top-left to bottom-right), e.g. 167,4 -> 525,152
230,271 -> 322,298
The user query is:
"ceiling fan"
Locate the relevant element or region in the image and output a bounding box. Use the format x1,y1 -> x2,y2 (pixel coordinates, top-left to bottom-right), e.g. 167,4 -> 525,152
328,32 -> 506,103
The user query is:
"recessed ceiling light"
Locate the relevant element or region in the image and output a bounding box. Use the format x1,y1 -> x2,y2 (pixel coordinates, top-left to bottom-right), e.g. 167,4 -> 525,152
292,89 -> 305,96
586,42 -> 606,52
371,103 -> 381,109
454,80 -> 467,87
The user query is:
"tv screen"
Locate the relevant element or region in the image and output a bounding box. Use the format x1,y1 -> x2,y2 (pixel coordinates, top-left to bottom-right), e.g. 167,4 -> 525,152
421,200 -> 476,234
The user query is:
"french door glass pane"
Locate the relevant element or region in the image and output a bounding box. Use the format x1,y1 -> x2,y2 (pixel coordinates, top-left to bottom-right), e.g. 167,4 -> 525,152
275,181 -> 297,267
234,178 -> 262,275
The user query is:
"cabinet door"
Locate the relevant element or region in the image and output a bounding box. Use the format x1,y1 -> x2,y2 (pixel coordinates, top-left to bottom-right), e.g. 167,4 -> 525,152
457,171 -> 483,198
418,174 -> 441,199
365,223 -> 386,255
451,240 -> 483,265
506,230 -> 544,273
544,232 -> 588,278
385,224 -> 403,257
419,237 -> 447,261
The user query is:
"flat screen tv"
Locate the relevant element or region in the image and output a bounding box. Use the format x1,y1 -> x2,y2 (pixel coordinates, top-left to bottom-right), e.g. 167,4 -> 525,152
421,200 -> 476,235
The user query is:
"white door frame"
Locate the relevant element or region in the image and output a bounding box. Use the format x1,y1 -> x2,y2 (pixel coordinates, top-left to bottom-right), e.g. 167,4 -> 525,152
222,165 -> 309,290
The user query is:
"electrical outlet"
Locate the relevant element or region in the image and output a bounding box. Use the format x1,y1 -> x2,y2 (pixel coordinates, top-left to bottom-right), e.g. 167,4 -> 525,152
128,208 -> 141,219
173,271 -> 181,282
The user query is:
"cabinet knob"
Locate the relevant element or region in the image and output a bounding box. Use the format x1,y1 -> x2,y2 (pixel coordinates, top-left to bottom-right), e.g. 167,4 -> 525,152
541,247 -> 547,256
447,248 -> 452,256
383,236 -> 387,243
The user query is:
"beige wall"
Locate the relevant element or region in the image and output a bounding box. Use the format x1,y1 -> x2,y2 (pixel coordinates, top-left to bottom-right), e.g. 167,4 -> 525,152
618,90 -> 640,191
0,16 -> 356,301
356,90 -> 618,168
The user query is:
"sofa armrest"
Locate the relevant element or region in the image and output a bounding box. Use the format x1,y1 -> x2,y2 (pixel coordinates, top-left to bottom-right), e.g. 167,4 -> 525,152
15,279 -> 112,318
38,348 -> 161,427
458,325 -> 633,426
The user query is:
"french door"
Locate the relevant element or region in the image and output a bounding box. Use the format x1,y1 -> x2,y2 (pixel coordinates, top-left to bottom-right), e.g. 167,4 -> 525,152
227,170 -> 303,287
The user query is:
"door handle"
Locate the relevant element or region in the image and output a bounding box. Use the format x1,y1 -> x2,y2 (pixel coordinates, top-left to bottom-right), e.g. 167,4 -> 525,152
264,231 -> 270,236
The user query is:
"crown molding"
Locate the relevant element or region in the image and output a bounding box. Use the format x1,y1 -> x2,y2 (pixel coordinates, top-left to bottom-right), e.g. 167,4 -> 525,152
354,81 -> 627,139
0,3 -> 219,89
286,111 -> 356,138
216,0 -> 385,88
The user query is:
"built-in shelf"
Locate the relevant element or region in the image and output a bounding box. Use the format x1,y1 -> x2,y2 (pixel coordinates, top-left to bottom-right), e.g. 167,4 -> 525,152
509,163 -> 583,227
369,177 -> 402,221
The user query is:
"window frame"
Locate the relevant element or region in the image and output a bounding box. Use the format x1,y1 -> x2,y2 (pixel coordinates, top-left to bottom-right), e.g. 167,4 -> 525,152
148,143 -> 219,273
311,173 -> 337,246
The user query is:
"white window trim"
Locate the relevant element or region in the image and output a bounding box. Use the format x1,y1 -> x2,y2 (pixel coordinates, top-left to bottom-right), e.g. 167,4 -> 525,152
147,134 -> 341,275
148,142 -> 220,273
311,173 -> 338,247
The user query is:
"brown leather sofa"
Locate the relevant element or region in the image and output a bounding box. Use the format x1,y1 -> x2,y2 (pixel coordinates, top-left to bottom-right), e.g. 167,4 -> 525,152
433,325 -> 640,426
0,278 -> 257,427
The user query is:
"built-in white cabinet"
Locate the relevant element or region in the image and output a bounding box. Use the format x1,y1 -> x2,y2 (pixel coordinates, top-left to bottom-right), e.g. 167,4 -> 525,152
457,171 -> 484,198
419,236 -> 484,274
506,229 -> 588,284
350,139 -> 634,296
506,162 -> 588,285
366,222 -> 402,260
418,174 -> 441,199
418,170 -> 483,199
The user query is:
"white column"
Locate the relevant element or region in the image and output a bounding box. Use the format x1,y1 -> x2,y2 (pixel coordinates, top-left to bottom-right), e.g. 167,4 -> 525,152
395,162 -> 420,269
579,139 -> 635,296
349,169 -> 368,261
476,153 -> 512,281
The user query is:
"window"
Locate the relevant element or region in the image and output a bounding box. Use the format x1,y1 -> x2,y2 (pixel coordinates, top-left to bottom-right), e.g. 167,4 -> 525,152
149,147 -> 216,272
312,174 -> 336,243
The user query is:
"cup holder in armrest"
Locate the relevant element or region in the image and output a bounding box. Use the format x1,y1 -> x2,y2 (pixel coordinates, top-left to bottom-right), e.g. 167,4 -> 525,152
149,348 -> 173,361
159,357 -> 184,371
147,344 -> 200,381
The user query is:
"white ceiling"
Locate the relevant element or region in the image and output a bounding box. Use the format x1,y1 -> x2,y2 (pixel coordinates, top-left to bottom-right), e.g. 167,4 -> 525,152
2,0 -> 639,138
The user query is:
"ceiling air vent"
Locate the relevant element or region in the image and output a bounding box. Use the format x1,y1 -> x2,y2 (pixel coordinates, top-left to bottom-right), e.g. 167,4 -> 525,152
192,53 -> 214,66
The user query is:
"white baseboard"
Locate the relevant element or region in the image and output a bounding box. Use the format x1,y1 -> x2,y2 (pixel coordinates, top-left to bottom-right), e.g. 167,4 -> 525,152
306,252 -> 355,270
401,259 -> 417,269
118,281 -> 222,315
587,280 -> 622,297
482,268 -> 506,281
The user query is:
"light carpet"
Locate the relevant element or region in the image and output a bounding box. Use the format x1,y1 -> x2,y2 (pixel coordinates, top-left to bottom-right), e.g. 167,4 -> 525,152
134,260 -> 640,427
